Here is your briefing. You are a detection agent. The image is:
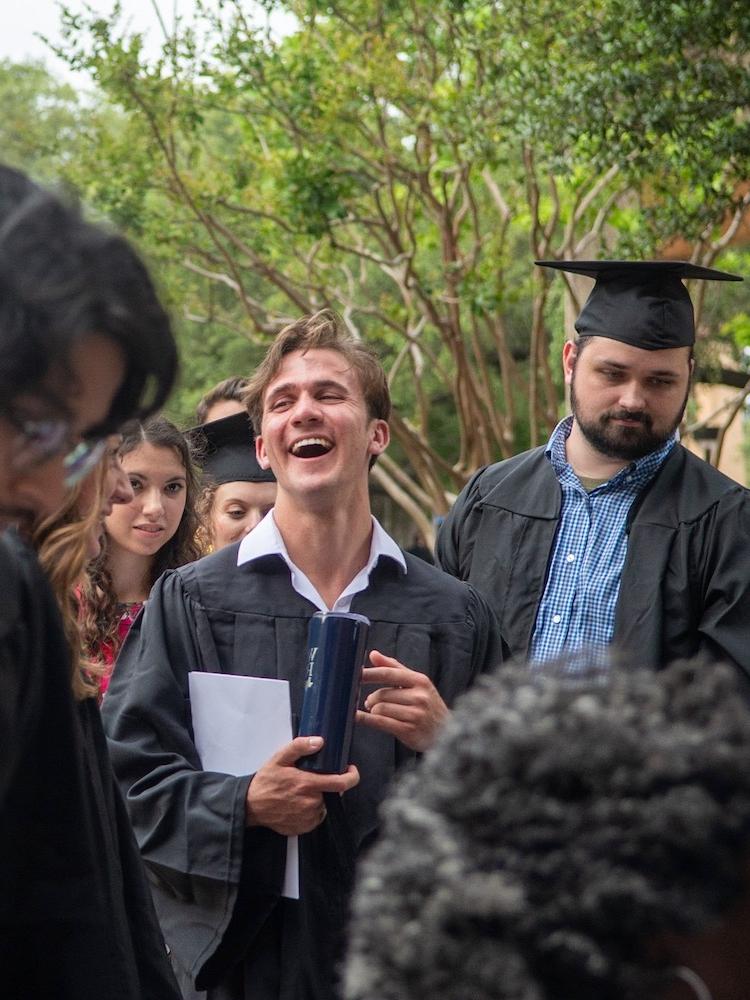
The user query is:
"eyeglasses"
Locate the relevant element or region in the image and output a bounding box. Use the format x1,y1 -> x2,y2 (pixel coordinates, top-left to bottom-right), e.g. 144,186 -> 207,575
62,438 -> 108,487
3,408 -> 108,488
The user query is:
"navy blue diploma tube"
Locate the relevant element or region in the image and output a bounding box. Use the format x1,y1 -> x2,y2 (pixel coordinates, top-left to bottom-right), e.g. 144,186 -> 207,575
297,611 -> 370,774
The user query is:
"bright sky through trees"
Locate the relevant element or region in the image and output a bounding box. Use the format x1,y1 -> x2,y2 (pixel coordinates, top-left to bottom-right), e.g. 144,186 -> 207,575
1,0 -> 169,73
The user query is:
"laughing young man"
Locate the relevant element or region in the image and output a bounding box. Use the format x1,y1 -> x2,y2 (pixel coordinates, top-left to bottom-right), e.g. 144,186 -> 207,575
437,260 -> 750,670
103,311 -> 502,1000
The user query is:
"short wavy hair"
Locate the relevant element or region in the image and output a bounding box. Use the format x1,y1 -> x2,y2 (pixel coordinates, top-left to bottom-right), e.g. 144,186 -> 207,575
243,309 -> 390,433
345,659 -> 750,1000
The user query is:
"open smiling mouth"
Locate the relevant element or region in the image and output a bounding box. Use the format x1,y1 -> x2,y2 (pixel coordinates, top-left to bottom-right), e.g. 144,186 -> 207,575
290,437 -> 333,458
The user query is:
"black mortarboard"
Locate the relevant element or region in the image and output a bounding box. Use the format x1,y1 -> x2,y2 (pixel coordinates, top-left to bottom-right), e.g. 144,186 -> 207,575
536,260 -> 743,351
189,411 -> 276,485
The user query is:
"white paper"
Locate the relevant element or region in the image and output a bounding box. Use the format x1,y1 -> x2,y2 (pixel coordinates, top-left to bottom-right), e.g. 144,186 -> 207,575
189,671 -> 299,899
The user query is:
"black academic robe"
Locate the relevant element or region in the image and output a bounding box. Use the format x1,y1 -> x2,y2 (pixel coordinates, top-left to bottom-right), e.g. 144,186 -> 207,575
0,532 -> 40,809
436,442 -> 750,671
102,546 -> 502,1000
0,531 -> 181,1000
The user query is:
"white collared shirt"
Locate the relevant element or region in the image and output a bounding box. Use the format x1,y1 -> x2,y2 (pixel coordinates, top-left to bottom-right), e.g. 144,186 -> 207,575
237,511 -> 407,612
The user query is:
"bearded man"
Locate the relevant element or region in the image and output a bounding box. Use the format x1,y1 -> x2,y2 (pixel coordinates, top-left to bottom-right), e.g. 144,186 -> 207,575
436,260 -> 750,670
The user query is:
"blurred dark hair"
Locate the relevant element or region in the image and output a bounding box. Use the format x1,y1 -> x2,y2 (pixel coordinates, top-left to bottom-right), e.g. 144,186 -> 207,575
0,163 -> 177,428
346,657 -> 750,1000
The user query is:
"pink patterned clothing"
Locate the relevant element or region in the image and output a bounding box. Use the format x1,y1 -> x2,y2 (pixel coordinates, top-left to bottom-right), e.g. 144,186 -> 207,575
99,602 -> 143,697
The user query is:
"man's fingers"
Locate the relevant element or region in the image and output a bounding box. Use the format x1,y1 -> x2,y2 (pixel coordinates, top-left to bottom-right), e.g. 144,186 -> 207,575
362,702 -> 416,723
364,686 -> 416,709
246,760 -> 359,832
363,650 -> 434,691
367,649 -> 403,669
362,665 -> 409,686
273,736 -> 324,766
309,764 -> 361,793
267,739 -> 359,792
356,708 -> 411,734
356,709 -> 445,752
362,665 -> 429,688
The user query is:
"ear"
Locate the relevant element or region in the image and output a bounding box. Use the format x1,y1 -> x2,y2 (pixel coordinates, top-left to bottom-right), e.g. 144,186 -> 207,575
256,434 -> 272,471
368,419 -> 390,458
562,339 -> 578,387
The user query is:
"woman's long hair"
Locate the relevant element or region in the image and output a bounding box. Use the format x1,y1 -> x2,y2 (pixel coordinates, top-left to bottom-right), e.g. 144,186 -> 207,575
194,480 -> 219,554
33,462 -> 108,700
80,417 -> 201,662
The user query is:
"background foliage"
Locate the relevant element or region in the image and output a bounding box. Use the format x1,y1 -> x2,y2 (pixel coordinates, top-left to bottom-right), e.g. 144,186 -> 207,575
3,0 -> 750,541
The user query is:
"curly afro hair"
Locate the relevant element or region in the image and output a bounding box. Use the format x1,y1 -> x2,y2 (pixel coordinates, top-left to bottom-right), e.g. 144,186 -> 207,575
344,659 -> 750,1000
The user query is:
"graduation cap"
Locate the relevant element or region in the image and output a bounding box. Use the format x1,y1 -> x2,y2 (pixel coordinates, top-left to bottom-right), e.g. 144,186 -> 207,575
536,260 -> 743,351
189,411 -> 276,485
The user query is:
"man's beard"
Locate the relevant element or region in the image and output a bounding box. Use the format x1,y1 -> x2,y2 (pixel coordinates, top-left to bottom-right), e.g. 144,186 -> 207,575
570,379 -> 688,462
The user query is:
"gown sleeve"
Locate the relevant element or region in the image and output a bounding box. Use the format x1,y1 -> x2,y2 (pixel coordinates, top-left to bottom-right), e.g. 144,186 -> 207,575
102,569 -> 287,989
467,583 -> 508,677
78,697 -> 184,1000
434,468 -> 486,580
696,489 -> 750,674
0,535 -> 28,806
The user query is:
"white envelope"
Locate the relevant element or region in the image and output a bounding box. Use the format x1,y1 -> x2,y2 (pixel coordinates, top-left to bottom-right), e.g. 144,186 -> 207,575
189,671 -> 299,899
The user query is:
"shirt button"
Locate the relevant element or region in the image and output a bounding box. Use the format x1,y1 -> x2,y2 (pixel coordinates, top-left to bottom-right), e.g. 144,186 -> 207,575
566,553 -> 575,563
552,614 -> 561,624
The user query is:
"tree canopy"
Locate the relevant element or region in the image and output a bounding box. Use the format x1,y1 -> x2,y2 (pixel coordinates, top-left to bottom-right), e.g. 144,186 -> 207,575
15,0 -> 750,539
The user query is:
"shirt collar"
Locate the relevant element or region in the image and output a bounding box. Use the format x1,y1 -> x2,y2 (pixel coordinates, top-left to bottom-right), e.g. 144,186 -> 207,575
237,510 -> 406,574
545,414 -> 676,487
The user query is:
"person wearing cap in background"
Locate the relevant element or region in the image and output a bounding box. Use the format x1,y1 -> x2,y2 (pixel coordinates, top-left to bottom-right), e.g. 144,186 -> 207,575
196,375 -> 250,424
192,411 -> 277,551
437,259 -> 750,671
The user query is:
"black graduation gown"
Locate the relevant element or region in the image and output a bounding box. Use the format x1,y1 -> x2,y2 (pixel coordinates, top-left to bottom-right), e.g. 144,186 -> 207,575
102,546 -> 502,1000
436,442 -> 750,672
0,531 -> 181,1000
0,532 -> 40,810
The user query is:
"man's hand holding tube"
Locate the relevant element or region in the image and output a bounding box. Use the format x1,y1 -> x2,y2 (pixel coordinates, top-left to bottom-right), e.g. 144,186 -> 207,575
357,649 -> 449,752
245,736 -> 360,835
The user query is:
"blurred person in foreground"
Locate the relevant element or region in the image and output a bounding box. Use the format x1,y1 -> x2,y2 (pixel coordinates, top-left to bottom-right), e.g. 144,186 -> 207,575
103,309 -> 503,1000
33,439 -> 182,997
0,162 -> 180,997
346,657 -> 750,1000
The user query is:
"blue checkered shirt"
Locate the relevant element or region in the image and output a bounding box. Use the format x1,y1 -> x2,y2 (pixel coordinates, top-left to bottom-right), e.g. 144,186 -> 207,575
529,416 -> 675,667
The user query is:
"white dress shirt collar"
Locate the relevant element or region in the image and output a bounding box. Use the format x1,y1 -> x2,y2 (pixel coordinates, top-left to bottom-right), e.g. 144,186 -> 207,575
237,510 -> 406,612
